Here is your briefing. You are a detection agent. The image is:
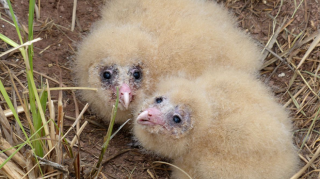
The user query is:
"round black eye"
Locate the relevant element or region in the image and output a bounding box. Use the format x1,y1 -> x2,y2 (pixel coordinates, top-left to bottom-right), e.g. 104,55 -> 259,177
155,97 -> 163,104
133,71 -> 141,80
103,71 -> 112,79
173,115 -> 181,123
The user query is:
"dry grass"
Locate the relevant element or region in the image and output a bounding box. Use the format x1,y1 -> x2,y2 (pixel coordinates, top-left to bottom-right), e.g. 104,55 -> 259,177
0,57 -> 91,178
224,0 -> 320,178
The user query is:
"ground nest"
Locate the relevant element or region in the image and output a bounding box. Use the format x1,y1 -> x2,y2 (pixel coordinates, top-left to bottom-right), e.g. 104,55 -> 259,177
0,0 -> 320,178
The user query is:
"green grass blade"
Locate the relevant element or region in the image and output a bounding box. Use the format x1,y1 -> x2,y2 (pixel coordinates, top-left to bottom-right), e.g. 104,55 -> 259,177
28,0 -> 35,71
39,90 -> 48,119
0,142 -> 25,169
0,119 -> 51,170
0,33 -> 26,60
0,80 -> 31,146
27,75 -> 41,156
0,33 -> 18,47
91,87 -> 119,178
26,70 -> 51,147
300,106 -> 320,149
31,89 -> 48,157
5,0 -> 23,44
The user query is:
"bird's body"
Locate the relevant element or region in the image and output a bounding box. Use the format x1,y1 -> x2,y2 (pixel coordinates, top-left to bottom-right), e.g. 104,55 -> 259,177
134,68 -> 299,179
75,0 -> 262,124
99,0 -> 262,75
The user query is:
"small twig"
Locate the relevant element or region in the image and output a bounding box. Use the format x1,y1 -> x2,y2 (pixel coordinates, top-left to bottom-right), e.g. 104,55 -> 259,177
54,24 -> 75,42
296,30 -> 320,69
0,38 -> 42,58
71,0 -> 77,31
260,18 -> 287,62
64,115 -> 105,128
100,172 -> 108,179
101,149 -> 132,165
0,152 -> 26,178
34,3 -> 40,20
147,169 -> 156,179
291,0 -> 305,18
22,87 -> 98,94
70,121 -> 88,147
284,83 -> 307,108
75,17 -> 83,32
265,61 -> 283,83
291,143 -> 320,179
33,153 -> 68,174
0,137 -> 27,168
39,39 -> 63,54
0,0 -> 21,27
38,0 -> 41,15
25,150 -> 36,179
296,70 -> 320,100
259,44 -> 294,71
0,105 -> 13,144
111,119 -> 131,139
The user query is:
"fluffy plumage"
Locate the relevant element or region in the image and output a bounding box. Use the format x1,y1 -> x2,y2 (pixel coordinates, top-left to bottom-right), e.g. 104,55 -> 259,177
133,68 -> 300,179
74,24 -> 158,123
75,0 -> 262,124
99,0 -> 262,75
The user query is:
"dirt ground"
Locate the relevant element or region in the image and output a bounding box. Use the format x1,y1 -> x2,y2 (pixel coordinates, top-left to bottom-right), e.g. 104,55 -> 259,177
1,0 -> 320,178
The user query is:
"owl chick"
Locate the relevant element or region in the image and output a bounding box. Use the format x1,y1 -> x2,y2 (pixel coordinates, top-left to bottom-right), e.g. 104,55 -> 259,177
75,0 -> 263,124
98,0 -> 263,75
74,24 -> 158,123
133,69 -> 299,179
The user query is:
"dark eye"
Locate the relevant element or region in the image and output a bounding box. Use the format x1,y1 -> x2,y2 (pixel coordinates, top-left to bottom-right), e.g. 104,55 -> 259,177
133,71 -> 141,80
103,71 -> 112,79
155,97 -> 163,104
173,115 -> 181,123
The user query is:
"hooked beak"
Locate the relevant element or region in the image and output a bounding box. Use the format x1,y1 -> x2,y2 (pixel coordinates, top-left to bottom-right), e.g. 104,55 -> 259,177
136,108 -> 165,126
121,92 -> 130,109
136,110 -> 149,123
119,84 -> 132,110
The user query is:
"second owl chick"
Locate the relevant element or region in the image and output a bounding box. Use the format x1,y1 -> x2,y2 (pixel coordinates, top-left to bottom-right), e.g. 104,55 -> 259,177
133,69 -> 299,179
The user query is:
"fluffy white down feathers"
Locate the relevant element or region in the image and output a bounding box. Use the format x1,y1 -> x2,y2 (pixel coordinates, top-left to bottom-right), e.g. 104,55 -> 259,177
75,25 -> 157,123
133,69 -> 300,179
74,0 -> 262,124
74,0 -> 299,178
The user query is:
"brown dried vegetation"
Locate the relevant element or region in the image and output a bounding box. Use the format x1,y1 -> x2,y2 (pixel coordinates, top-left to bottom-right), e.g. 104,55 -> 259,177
0,0 -> 319,178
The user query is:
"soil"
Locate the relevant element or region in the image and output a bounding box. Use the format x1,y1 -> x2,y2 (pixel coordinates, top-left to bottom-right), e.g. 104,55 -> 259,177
0,0 -> 320,178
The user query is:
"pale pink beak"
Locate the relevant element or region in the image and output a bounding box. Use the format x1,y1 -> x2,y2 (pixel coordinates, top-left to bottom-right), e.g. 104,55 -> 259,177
136,108 -> 165,126
119,84 -> 132,109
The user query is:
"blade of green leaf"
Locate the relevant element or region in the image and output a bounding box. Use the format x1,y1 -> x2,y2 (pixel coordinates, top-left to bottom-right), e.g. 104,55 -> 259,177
28,0 -> 35,71
5,0 -> 23,44
0,33 -> 26,60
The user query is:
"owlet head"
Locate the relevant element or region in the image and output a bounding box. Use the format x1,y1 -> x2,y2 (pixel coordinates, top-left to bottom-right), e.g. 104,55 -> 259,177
136,96 -> 193,138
